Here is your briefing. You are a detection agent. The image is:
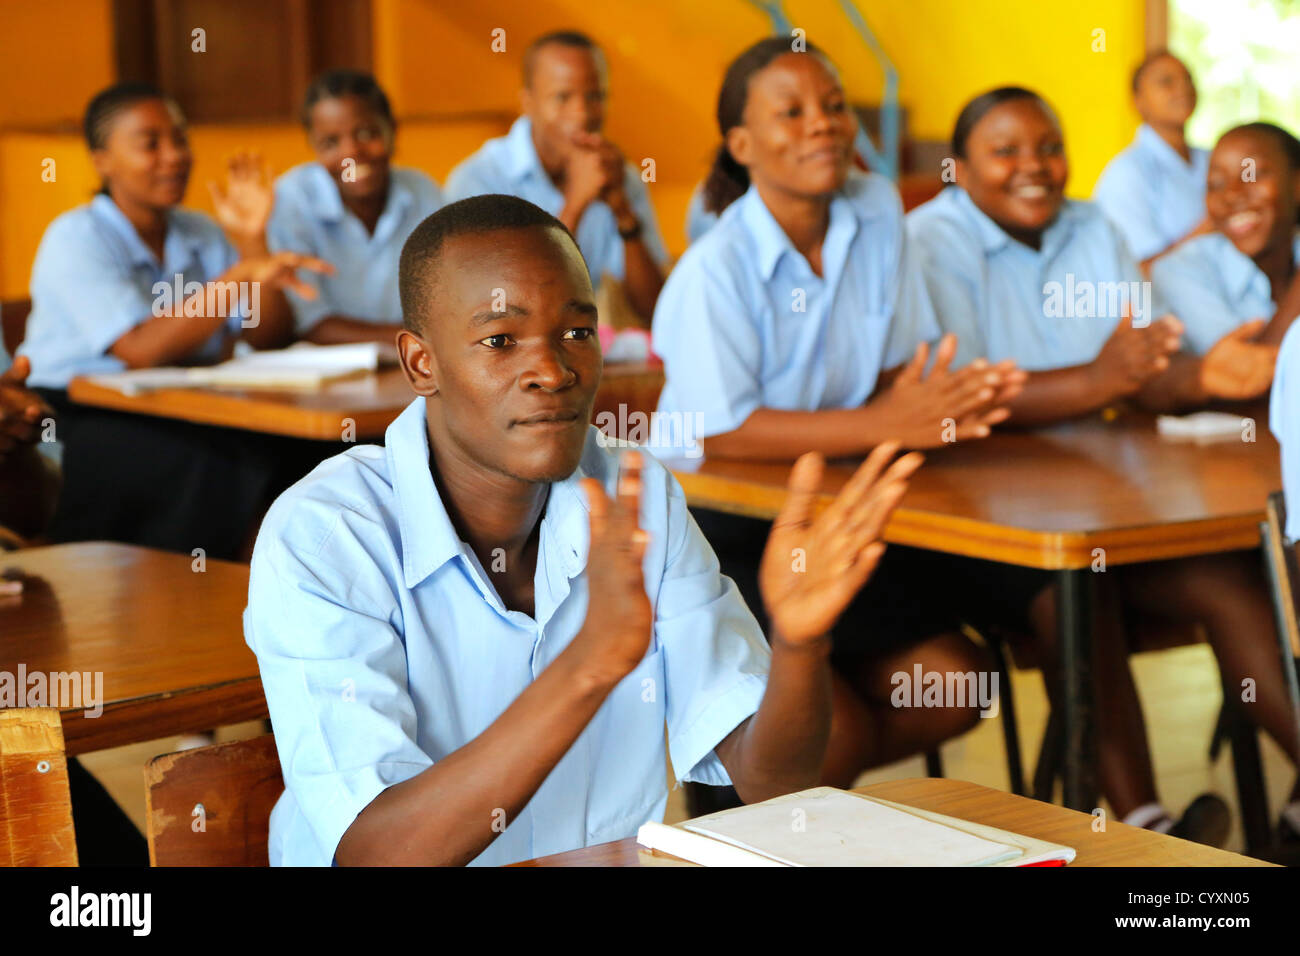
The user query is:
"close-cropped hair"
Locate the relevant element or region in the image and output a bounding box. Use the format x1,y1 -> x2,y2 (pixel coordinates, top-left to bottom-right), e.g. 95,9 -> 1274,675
83,81 -> 176,150
300,69 -> 395,131
398,194 -> 580,333
522,30 -> 601,87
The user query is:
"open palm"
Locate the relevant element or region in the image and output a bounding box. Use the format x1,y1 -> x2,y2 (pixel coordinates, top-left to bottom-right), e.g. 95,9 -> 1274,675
758,443 -> 923,646
209,152 -> 274,241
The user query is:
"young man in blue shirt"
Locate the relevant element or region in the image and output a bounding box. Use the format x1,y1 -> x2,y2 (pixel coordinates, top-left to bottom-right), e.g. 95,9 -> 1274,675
244,194 -> 922,865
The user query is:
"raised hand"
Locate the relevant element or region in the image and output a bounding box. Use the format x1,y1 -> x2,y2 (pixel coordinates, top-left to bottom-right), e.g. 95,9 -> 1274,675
0,355 -> 53,461
209,152 -> 275,246
1200,319 -> 1278,400
871,333 -> 1024,448
233,251 -> 335,301
759,442 -> 924,646
1092,312 -> 1183,396
570,452 -> 654,683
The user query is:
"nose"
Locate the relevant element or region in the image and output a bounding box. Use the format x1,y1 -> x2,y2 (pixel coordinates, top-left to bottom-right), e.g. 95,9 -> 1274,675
520,343 -> 577,392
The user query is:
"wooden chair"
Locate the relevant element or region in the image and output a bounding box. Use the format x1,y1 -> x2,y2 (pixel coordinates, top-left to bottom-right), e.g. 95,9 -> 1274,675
143,734 -> 282,866
1,298 -> 32,356
0,708 -> 77,865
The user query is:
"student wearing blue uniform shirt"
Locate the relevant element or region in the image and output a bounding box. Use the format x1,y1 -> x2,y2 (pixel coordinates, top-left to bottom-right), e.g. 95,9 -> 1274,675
244,193 -> 923,866
268,70 -> 443,346
909,85 -> 1294,843
1275,323 -> 1300,540
1153,122 -> 1300,362
1093,51 -> 1211,267
444,31 -> 667,322
652,38 -> 1029,810
19,83 -> 329,559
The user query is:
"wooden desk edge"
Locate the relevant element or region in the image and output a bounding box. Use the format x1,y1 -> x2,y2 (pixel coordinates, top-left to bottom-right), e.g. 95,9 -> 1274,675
674,472 -> 1265,570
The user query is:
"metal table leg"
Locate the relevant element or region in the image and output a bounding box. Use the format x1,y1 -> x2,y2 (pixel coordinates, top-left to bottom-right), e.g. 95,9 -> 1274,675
1058,568 -> 1098,811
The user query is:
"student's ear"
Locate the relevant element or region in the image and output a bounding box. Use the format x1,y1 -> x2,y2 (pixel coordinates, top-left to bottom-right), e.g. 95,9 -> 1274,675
397,327 -> 441,397
953,157 -> 967,185
519,85 -> 535,121
90,148 -> 112,185
726,125 -> 753,169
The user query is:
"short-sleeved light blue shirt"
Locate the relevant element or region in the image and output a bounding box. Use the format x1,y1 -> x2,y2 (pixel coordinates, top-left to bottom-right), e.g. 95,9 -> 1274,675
444,117 -> 669,280
1152,232 -> 1300,355
244,397 -> 771,866
267,163 -> 443,333
652,172 -> 940,443
19,194 -> 239,389
1092,124 -> 1210,261
1273,321 -> 1300,539
907,187 -> 1145,371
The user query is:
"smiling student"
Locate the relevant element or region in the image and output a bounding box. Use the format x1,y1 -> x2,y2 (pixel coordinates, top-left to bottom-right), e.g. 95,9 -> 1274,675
444,31 -> 667,322
651,39 -> 1028,801
1093,50 -> 1211,267
244,193 -> 922,866
18,82 -> 329,558
1151,122 -> 1300,364
268,70 -> 443,346
908,85 -> 1292,843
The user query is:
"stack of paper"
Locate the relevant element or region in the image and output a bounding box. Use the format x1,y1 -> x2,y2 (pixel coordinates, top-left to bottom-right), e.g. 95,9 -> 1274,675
1156,411 -> 1250,443
636,787 -> 1075,867
88,343 -> 383,395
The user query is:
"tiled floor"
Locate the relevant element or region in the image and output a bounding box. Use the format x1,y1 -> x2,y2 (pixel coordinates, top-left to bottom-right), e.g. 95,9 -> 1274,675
81,643 -> 1295,857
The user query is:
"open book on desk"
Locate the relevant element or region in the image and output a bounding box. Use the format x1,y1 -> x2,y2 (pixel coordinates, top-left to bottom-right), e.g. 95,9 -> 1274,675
87,342 -> 392,395
637,787 -> 1075,867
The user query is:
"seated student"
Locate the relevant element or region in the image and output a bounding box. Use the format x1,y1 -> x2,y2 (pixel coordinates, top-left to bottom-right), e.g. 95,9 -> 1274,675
908,86 -> 1285,843
268,70 -> 443,346
0,351 -> 56,541
243,193 -> 923,866
18,82 -> 330,560
444,30 -> 668,322
1093,50 -> 1211,268
1152,122 -> 1300,363
651,38 -> 1027,800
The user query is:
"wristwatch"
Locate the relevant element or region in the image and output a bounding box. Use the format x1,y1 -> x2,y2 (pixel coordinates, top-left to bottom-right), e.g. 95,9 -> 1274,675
617,217 -> 642,241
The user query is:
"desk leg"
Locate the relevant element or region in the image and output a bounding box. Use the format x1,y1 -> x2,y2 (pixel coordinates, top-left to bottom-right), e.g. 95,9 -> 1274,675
1058,568 -> 1098,812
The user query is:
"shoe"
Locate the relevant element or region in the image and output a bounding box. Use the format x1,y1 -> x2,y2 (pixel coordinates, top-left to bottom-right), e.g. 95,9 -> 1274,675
1168,793 -> 1231,847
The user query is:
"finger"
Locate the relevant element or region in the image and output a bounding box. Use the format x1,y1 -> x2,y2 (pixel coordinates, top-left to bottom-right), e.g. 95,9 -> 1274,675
0,354 -> 30,385
272,251 -> 335,275
930,333 -> 959,377
840,453 -> 920,538
1226,319 -> 1268,343
771,451 -> 825,534
614,451 -> 647,541
206,181 -> 225,206
277,276 -> 319,300
894,342 -> 928,387
580,477 -> 611,537
825,444 -> 917,531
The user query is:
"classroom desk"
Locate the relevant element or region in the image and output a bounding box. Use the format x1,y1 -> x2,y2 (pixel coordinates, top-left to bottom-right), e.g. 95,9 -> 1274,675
0,542 -> 265,755
666,404 -> 1281,813
67,361 -> 666,442
513,778 -> 1275,866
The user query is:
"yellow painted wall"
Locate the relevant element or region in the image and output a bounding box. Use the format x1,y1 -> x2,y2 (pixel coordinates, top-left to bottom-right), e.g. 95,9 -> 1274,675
2,0 -> 1147,300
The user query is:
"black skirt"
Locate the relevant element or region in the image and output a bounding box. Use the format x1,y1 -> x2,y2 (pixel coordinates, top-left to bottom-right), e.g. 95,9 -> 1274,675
35,388 -> 341,561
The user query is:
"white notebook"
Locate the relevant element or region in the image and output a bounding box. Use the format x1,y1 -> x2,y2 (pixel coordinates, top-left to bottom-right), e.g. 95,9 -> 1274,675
637,787 -> 1075,867
88,343 -> 383,394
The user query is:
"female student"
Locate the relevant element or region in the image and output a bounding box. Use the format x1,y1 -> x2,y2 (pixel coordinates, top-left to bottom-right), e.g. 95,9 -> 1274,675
19,82 -> 329,560
908,86 -> 1295,842
268,70 -> 443,346
652,37 -> 1027,798
1093,50 -> 1211,268
1152,122 -> 1300,359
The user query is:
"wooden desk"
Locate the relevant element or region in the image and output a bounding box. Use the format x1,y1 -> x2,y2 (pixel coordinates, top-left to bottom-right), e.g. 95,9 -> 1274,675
0,542 -> 265,755
68,362 -> 666,442
668,405 -> 1281,812
513,778 -> 1274,867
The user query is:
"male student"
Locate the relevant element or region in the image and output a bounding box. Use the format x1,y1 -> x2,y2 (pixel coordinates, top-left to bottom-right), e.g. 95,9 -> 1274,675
444,31 -> 667,321
244,194 -> 922,866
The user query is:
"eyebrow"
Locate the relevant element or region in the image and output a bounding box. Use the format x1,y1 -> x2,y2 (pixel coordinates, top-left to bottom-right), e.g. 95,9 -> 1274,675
470,299 -> 597,327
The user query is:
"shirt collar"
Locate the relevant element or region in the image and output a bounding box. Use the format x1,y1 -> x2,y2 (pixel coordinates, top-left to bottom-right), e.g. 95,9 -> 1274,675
303,162 -> 415,227
91,193 -> 205,269
385,397 -> 594,590
1136,123 -> 1199,173
950,186 -> 1082,260
503,116 -> 550,185
1219,232 -> 1300,304
737,180 -> 870,281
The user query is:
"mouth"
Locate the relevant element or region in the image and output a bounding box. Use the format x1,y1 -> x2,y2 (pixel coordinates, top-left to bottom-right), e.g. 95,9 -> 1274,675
512,409 -> 583,430
1222,209 -> 1264,238
801,145 -> 845,164
1009,183 -> 1052,201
